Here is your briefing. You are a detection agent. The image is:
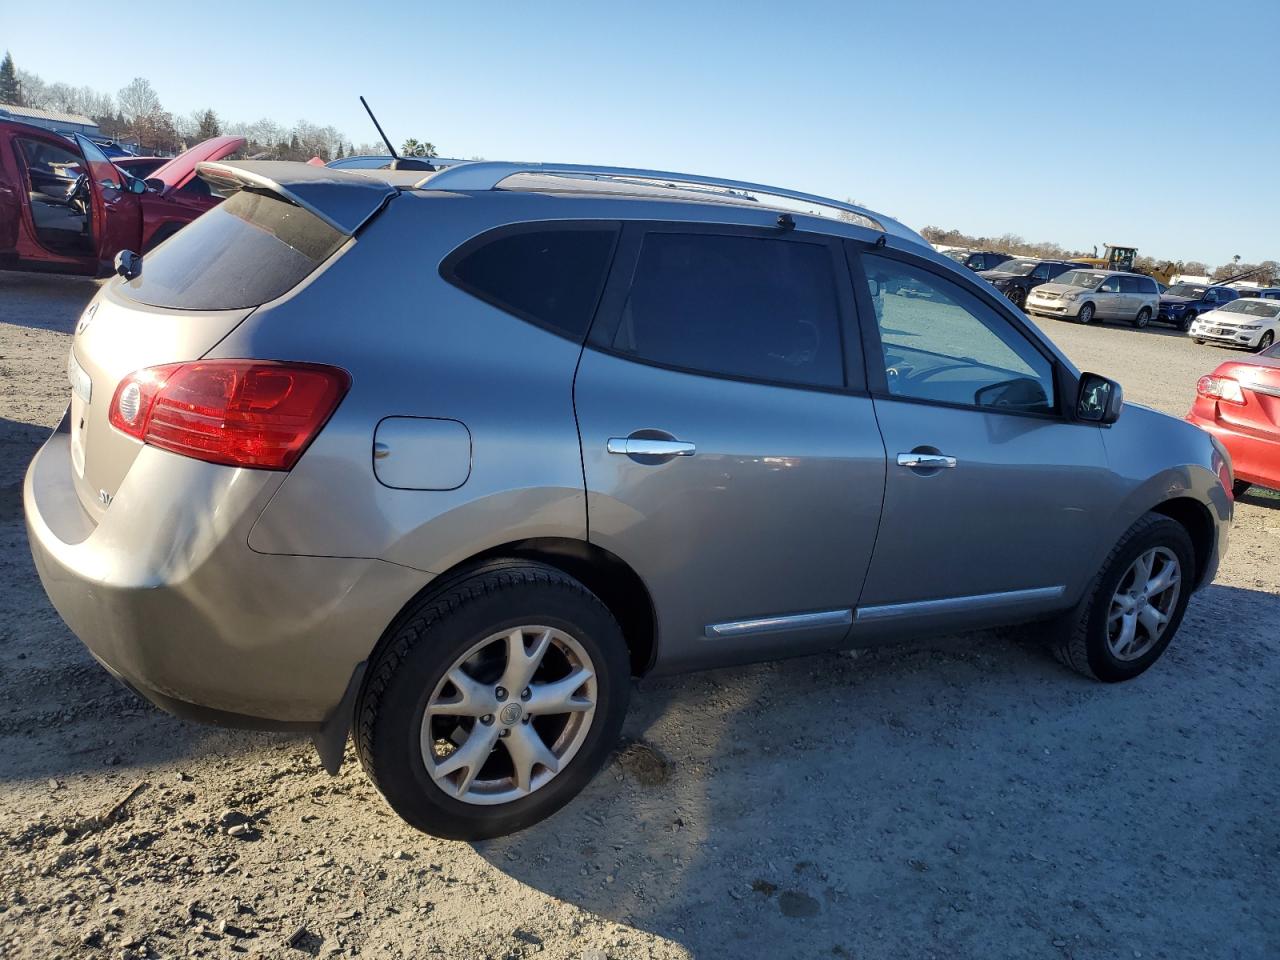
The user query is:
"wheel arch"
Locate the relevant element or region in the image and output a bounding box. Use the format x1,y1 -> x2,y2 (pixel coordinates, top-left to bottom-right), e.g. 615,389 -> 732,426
373,537 -> 658,679
1149,496 -> 1214,588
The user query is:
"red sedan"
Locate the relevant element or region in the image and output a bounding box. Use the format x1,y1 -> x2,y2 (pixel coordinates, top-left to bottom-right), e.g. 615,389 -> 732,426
0,118 -> 244,277
1186,342 -> 1280,496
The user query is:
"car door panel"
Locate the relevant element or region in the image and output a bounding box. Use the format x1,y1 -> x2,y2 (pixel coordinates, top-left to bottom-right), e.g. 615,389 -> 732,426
576,224 -> 886,673
73,134 -> 140,268
849,245 -> 1113,640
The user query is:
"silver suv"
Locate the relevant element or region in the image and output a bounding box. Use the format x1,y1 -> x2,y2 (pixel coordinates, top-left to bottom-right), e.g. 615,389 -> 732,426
25,160 -> 1233,839
1026,268 -> 1162,327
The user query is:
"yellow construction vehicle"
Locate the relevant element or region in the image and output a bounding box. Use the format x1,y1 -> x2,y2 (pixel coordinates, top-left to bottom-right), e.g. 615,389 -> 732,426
1072,244 -> 1180,285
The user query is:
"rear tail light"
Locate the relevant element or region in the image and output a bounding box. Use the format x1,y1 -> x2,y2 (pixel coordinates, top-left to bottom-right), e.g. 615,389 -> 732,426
109,361 -> 350,470
1195,375 -> 1246,405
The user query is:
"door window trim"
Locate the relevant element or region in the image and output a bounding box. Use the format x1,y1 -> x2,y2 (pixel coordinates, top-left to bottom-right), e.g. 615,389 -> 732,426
585,220 -> 866,395
845,241 -> 1070,421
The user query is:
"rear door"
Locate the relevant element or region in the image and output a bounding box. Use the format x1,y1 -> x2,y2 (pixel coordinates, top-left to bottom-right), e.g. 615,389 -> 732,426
73,134 -> 140,266
575,223 -> 886,672
848,245 -> 1111,638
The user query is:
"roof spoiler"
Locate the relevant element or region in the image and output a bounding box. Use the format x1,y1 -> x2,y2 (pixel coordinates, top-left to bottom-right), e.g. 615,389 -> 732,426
196,160 -> 397,235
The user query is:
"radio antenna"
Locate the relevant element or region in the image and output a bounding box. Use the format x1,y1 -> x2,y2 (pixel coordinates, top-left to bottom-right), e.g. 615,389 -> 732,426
359,96 -> 434,171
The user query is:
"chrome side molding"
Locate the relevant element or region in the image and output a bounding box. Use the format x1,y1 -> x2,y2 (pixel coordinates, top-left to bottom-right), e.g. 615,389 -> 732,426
705,608 -> 853,639
855,585 -> 1066,623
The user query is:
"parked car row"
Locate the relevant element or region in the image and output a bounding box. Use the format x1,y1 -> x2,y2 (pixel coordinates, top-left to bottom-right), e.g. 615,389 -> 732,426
1025,269 -> 1162,327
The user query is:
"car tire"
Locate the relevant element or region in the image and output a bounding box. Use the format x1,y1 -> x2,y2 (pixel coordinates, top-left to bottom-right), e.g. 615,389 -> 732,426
1052,513 -> 1195,683
1077,303 -> 1095,325
355,559 -> 630,840
1194,338 -> 1206,345
1233,480 -> 1251,499
1255,331 -> 1275,353
1132,307 -> 1151,329
1180,312 -> 1195,332
1007,287 -> 1026,308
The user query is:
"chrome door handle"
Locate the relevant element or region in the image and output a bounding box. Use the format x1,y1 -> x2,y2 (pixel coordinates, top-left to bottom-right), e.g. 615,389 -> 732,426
897,452 -> 957,469
607,438 -> 696,457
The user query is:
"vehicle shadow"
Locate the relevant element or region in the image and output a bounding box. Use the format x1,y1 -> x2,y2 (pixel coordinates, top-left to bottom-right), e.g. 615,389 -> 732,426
0,271 -> 99,333
1238,486 -> 1280,509
472,583 -> 1280,959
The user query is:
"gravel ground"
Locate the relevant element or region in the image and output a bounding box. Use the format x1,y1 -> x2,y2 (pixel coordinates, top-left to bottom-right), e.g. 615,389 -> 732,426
1,271 -> 1277,960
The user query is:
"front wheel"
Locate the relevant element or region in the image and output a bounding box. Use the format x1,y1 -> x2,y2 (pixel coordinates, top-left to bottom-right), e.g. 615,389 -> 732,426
1180,312 -> 1195,332
1053,514 -> 1194,682
1132,307 -> 1151,329
1006,286 -> 1026,308
1194,338 -> 1206,345
1077,303 -> 1095,325
356,560 -> 630,839
1255,330 -> 1275,353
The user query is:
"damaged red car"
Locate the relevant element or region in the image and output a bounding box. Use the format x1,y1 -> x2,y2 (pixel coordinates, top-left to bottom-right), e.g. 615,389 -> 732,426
0,118 -> 244,276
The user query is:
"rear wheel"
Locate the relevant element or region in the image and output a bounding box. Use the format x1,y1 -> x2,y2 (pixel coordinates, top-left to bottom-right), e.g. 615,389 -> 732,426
356,560 -> 630,839
1132,307 -> 1151,329
1255,330 -> 1275,353
1077,303 -> 1095,325
1053,514 -> 1194,682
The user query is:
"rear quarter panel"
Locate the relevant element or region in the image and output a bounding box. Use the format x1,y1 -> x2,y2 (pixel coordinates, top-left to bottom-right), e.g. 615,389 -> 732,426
231,193 -> 589,571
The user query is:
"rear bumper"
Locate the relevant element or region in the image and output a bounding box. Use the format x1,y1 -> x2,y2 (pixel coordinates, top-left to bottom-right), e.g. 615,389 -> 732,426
1186,411 -> 1280,491
24,421 -> 428,726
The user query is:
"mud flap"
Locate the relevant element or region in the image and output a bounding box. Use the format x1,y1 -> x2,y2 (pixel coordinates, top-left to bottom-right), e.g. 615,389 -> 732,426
311,661 -> 366,775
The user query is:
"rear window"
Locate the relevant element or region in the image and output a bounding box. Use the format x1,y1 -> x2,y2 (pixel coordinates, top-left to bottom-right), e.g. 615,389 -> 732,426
118,189 -> 345,310
443,225 -> 619,341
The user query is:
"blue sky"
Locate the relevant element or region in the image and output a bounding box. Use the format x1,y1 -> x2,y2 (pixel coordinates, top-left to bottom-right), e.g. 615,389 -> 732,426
6,1 -> 1276,266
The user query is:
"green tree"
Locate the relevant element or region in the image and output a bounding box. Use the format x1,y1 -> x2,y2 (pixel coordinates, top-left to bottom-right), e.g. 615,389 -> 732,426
0,52 -> 22,105
400,137 -> 437,158
195,108 -> 221,140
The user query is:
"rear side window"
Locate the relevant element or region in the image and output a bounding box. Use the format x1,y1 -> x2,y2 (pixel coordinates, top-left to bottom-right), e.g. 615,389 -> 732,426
610,232 -> 844,389
1119,276 -> 1145,293
444,226 -> 619,341
118,189 -> 345,310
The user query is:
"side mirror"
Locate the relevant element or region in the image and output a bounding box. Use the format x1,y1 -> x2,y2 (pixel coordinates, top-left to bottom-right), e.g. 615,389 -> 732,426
143,177 -> 166,194
114,249 -> 142,282
1077,372 -> 1123,424
127,176 -> 146,195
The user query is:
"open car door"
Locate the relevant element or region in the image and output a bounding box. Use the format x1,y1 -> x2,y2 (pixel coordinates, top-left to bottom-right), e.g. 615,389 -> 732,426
73,133 -> 141,270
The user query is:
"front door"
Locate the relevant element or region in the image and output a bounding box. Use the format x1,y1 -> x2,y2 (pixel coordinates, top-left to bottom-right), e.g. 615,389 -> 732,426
73,134 -> 140,269
575,224 -> 886,672
848,247 -> 1112,639
1095,275 -> 1124,319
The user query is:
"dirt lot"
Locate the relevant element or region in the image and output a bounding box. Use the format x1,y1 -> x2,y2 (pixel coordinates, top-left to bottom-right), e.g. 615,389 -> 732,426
1,271 -> 1277,960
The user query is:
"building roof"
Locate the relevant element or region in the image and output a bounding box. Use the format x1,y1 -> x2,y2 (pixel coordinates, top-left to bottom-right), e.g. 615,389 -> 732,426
0,103 -> 96,126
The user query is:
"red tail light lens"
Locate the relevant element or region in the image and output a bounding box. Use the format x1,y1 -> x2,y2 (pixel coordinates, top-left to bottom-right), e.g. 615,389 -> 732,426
109,361 -> 350,470
1195,375 -> 1245,405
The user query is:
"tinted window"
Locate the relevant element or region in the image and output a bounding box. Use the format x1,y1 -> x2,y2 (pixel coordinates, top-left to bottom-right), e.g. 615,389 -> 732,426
179,175 -> 213,198
1119,276 -> 1144,293
118,189 -> 346,310
860,253 -> 1055,414
1031,263 -> 1052,279
448,227 -> 618,341
612,232 -> 844,388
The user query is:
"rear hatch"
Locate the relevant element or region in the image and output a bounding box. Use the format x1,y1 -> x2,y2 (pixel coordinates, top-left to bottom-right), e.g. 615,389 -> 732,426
68,162 -> 397,521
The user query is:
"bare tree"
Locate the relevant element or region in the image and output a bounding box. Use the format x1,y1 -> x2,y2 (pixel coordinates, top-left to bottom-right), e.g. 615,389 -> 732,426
116,77 -> 162,124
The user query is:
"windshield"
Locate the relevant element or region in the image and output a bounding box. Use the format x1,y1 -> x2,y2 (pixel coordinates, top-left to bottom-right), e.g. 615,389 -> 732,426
1167,283 -> 1207,298
1055,270 -> 1107,289
995,260 -> 1038,276
942,250 -> 968,262
1220,300 -> 1280,318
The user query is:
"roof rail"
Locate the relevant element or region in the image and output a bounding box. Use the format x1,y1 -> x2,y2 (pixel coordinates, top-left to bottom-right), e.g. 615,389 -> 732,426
417,161 -> 923,244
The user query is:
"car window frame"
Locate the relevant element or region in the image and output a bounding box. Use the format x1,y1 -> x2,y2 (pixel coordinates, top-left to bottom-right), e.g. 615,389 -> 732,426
439,220 -> 623,344
585,220 -> 864,395
845,241 -> 1070,422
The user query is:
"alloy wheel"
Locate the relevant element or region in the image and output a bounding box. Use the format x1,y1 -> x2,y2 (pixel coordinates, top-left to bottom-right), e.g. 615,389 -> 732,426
1106,547 -> 1181,662
1079,304 -> 1094,324
1257,331 -> 1275,353
422,625 -> 597,805
1135,308 -> 1151,328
